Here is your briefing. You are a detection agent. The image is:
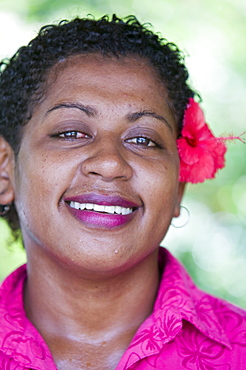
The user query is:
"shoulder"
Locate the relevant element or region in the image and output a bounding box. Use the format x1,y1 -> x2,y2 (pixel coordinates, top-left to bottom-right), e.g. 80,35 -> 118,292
208,293 -> 246,342
0,265 -> 57,370
158,248 -> 246,350
0,264 -> 27,308
0,264 -> 28,341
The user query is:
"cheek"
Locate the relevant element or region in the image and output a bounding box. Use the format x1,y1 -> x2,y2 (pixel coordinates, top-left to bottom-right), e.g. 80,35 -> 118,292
127,160 -> 179,254
13,153 -> 69,224
136,157 -> 180,233
136,157 -> 179,200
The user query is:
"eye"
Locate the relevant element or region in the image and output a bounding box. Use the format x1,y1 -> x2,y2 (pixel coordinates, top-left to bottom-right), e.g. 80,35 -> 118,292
125,136 -> 157,147
53,131 -> 91,139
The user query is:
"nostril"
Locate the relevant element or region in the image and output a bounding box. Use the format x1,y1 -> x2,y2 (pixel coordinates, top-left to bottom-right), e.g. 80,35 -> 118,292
90,171 -> 100,176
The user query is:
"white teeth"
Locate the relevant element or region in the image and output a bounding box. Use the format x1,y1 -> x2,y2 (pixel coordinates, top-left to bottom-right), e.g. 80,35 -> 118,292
93,204 -> 104,212
70,201 -> 80,210
85,203 -> 93,210
115,206 -> 122,214
122,208 -> 129,215
68,201 -> 133,215
105,206 -> 115,214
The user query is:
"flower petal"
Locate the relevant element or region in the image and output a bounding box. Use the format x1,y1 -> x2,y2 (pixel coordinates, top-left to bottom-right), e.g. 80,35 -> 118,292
182,98 -> 206,136
177,98 -> 227,183
179,152 -> 215,183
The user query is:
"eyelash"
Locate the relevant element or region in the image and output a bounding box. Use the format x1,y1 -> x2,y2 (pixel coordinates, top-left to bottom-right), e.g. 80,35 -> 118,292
52,131 -> 91,139
51,131 -> 162,149
125,136 -> 160,148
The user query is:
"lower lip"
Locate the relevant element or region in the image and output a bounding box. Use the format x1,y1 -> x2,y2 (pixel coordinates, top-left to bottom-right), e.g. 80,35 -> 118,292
67,206 -> 135,229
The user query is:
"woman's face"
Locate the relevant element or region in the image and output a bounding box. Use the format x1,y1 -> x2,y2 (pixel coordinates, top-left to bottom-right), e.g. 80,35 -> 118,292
13,54 -> 184,276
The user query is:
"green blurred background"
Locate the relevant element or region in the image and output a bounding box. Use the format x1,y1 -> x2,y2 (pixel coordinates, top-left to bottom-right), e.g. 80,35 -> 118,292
0,0 -> 246,306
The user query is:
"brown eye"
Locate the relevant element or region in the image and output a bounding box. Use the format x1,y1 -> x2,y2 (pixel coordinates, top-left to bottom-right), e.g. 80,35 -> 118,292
58,131 -> 88,139
126,137 -> 156,147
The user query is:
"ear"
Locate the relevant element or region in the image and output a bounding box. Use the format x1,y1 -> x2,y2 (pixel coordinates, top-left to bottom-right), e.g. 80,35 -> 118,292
173,182 -> 186,218
0,136 -> 15,205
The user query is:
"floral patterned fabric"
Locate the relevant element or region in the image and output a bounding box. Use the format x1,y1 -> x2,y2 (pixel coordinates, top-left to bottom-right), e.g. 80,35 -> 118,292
1,247 -> 246,370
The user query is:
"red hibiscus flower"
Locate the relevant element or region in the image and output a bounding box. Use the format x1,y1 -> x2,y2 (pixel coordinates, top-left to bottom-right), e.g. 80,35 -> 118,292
177,98 -> 227,183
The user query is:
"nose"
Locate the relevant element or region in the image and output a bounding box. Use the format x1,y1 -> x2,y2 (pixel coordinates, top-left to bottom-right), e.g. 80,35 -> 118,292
81,137 -> 133,182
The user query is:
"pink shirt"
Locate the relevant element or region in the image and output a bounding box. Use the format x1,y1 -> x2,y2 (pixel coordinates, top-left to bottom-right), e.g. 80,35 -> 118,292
1,247 -> 246,369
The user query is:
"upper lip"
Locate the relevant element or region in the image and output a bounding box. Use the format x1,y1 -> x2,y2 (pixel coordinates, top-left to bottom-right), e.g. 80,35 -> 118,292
64,193 -> 141,209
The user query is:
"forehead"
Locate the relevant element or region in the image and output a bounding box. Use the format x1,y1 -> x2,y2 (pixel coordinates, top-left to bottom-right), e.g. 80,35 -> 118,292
41,54 -> 173,115
45,53 -> 166,97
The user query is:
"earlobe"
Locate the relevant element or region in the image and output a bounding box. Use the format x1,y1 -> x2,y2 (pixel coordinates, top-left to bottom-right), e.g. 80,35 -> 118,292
173,181 -> 186,218
0,136 -> 15,205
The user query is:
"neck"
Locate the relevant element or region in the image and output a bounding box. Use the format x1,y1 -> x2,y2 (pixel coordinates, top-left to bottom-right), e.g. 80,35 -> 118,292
24,247 -> 160,343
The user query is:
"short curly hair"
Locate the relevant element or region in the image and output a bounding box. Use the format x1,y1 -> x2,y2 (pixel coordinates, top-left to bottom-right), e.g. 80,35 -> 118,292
0,14 -> 196,234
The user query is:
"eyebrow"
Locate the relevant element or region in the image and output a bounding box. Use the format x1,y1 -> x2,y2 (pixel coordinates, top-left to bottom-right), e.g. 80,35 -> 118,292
45,102 -> 97,117
45,102 -> 172,131
126,110 -> 173,132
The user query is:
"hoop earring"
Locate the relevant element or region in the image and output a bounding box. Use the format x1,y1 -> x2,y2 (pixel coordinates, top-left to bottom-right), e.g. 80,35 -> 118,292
171,205 -> 190,228
0,204 -> 11,216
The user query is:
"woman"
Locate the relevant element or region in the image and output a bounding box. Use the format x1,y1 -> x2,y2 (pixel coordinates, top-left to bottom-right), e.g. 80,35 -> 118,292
0,15 -> 245,370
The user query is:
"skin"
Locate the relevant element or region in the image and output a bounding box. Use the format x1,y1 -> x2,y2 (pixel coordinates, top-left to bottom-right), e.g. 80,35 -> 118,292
0,54 -> 185,370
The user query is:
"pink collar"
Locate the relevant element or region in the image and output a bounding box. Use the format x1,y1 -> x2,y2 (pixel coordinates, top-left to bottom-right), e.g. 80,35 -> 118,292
0,248 -> 231,370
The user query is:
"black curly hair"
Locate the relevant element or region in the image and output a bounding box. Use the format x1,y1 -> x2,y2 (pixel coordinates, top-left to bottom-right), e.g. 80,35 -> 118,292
0,14 -> 196,235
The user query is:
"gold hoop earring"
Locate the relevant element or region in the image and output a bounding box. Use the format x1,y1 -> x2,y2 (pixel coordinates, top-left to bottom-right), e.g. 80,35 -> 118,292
171,205 -> 190,228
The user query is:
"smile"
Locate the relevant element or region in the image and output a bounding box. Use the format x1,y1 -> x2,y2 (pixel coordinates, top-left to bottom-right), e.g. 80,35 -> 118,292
64,193 -> 139,229
68,201 -> 133,215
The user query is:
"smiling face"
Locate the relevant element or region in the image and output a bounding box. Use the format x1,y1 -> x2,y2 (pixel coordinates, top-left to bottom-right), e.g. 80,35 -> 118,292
12,54 -> 184,276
